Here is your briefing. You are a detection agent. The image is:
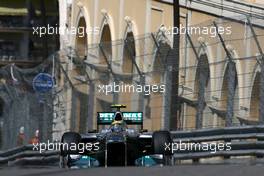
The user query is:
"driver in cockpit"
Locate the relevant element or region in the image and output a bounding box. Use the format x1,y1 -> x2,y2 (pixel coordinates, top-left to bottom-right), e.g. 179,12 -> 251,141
111,112 -> 127,130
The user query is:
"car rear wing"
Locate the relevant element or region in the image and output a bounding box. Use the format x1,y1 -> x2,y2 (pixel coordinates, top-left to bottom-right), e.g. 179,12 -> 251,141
97,112 -> 143,129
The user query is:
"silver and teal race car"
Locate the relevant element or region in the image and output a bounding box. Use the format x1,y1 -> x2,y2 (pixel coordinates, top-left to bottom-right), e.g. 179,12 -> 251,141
60,105 -> 172,168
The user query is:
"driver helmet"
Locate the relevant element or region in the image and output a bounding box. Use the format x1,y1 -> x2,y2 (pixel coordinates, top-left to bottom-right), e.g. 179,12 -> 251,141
111,112 -> 123,125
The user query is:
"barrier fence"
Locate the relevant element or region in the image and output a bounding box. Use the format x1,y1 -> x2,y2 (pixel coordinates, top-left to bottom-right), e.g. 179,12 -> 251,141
0,125 -> 264,166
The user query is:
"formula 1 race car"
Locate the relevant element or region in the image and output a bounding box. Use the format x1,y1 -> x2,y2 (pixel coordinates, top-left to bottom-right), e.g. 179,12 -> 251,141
60,105 -> 172,168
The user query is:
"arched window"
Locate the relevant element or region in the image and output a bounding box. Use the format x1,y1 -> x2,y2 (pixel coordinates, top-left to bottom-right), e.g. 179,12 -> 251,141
220,62 -> 239,126
122,32 -> 135,75
152,42 -> 170,84
76,17 -> 87,59
250,72 -> 260,120
195,54 -> 210,128
100,24 -> 112,64
98,24 -> 112,84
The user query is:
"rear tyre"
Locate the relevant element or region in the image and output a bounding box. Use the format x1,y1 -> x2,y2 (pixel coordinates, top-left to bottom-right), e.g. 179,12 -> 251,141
152,131 -> 172,155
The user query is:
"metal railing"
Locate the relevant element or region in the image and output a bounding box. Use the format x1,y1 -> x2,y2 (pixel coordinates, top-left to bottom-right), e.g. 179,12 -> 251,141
0,145 -> 59,166
171,125 -> 264,161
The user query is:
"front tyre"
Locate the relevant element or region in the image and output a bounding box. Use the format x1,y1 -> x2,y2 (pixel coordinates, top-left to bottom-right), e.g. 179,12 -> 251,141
152,131 -> 172,155
60,132 -> 81,156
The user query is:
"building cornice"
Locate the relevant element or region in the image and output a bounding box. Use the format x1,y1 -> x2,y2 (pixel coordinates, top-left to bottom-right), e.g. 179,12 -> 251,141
154,0 -> 264,27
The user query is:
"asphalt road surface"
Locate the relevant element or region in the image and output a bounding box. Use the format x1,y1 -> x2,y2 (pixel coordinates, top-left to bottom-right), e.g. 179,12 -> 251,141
1,164 -> 264,176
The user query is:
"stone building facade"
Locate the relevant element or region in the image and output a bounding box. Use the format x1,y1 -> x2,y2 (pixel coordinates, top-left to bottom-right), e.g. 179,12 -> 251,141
53,0 -> 264,140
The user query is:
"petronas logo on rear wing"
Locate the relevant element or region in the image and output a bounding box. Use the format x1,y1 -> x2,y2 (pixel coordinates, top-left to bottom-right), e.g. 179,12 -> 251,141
97,112 -> 143,125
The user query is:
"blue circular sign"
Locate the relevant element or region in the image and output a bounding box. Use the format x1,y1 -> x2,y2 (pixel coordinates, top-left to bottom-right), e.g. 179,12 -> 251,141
33,73 -> 54,93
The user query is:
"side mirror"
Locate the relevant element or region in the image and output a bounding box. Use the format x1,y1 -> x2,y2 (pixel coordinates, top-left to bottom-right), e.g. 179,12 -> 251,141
141,129 -> 148,133
88,129 -> 97,133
